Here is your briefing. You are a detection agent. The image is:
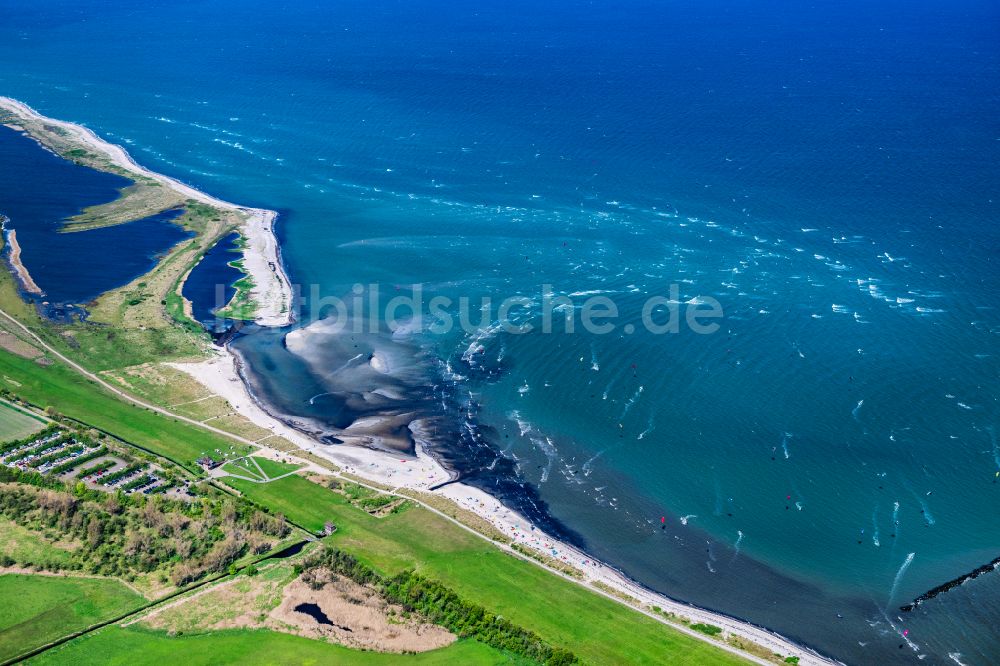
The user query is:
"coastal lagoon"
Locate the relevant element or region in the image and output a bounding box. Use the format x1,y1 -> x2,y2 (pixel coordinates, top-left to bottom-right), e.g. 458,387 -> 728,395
0,125 -> 189,309
182,230 -> 242,330
2,0 -> 999,662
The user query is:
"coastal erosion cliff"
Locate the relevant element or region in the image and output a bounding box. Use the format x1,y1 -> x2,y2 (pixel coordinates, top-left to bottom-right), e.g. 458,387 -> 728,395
0,96 -> 292,327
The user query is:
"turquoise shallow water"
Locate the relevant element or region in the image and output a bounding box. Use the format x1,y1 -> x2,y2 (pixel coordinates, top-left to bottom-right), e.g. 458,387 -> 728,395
1,0 -> 998,661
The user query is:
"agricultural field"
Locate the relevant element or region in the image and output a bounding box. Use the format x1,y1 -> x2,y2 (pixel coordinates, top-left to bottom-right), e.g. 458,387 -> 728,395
0,400 -> 45,441
0,573 -> 145,662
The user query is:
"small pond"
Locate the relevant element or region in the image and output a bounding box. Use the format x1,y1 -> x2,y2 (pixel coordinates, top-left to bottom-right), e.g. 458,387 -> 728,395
293,602 -> 334,627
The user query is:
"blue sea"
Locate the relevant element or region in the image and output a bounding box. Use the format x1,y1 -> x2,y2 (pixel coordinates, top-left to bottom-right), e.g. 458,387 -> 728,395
1,0 -> 998,662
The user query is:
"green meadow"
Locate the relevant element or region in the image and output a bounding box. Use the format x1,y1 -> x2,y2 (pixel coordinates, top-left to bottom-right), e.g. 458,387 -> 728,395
0,518 -> 75,568
251,456 -> 302,478
0,400 -> 45,442
0,574 -> 145,662
29,628 -> 518,666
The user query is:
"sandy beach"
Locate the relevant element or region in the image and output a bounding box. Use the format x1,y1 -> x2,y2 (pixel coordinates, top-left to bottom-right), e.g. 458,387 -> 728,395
168,350 -> 454,490
0,96 -> 292,327
2,226 -> 42,295
240,208 -> 292,326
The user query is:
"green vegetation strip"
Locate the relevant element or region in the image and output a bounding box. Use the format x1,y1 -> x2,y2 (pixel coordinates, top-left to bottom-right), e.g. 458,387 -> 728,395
119,474 -> 155,493
214,255 -> 257,322
100,463 -> 145,487
28,628 -> 510,666
77,460 -> 115,479
693,623 -> 724,637
30,444 -> 84,469
49,447 -> 108,476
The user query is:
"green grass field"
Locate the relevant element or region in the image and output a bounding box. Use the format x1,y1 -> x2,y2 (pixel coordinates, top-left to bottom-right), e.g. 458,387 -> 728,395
251,456 -> 302,478
0,574 -> 145,662
220,457 -> 302,482
0,518 -> 75,568
227,475 -> 747,665
30,628 -> 519,665
0,350 -> 240,470
220,460 -> 263,480
0,400 -> 46,442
